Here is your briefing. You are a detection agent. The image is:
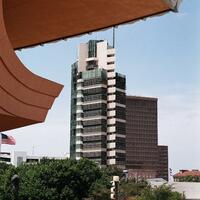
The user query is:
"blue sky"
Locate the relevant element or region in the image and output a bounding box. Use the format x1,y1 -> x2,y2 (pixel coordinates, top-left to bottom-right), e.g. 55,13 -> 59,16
3,0 -> 200,174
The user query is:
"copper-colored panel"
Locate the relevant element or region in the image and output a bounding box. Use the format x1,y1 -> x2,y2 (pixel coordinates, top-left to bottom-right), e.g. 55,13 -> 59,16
0,33 -> 62,97
0,0 -> 63,131
3,0 -> 172,49
0,87 -> 48,122
0,113 -> 37,131
0,58 -> 54,109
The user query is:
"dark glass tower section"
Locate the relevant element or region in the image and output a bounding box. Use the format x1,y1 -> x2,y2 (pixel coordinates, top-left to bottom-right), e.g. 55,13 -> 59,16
126,96 -> 168,180
115,73 -> 126,166
70,62 -> 78,159
81,69 -> 108,165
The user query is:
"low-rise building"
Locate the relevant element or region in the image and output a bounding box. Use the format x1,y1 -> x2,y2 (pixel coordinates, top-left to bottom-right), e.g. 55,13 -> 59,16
0,151 -> 67,167
174,170 -> 200,182
147,179 -> 200,200
171,182 -> 200,200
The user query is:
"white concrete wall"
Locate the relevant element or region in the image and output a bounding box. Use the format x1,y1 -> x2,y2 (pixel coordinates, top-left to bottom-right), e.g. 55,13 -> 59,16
12,151 -> 27,167
107,110 -> 116,117
107,49 -> 115,56
108,86 -> 116,93
107,126 -> 116,133
107,134 -> 116,141
107,142 -> 116,149
107,72 -> 116,79
107,56 -> 115,63
108,102 -> 116,109
107,118 -> 116,125
106,64 -> 115,71
107,150 -> 116,157
107,158 -> 116,165
108,79 -> 116,86
108,94 -> 116,101
97,41 -> 107,69
78,43 -> 88,72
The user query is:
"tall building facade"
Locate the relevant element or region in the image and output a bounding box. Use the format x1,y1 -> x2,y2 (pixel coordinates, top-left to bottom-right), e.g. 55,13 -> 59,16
126,96 -> 168,180
157,145 -> 168,180
70,40 -> 126,168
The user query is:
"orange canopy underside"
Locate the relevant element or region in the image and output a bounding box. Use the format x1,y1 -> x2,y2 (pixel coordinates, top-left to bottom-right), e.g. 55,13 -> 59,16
3,0 -> 172,49
0,0 -> 173,131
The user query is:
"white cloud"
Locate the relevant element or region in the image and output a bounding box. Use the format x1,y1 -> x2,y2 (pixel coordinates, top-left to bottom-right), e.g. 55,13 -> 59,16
176,12 -> 188,19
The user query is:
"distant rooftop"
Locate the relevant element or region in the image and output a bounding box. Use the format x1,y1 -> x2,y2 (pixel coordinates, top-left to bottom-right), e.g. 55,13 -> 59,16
147,178 -> 167,187
171,182 -> 200,200
126,95 -> 158,101
174,170 -> 200,177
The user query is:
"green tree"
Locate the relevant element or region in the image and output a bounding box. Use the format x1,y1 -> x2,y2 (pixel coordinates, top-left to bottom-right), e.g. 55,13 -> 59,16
101,165 -> 123,178
89,181 -> 110,200
17,158 -> 103,200
87,165 -> 124,200
178,175 -> 200,182
0,159 -> 107,200
137,185 -> 185,200
0,162 -> 16,200
119,180 -> 147,199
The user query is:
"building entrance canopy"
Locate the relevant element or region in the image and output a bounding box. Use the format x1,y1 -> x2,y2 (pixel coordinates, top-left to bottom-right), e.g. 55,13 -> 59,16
0,0 -> 181,131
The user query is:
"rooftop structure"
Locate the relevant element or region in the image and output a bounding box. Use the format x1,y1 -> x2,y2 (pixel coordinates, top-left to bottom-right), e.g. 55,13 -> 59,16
174,170 -> 200,182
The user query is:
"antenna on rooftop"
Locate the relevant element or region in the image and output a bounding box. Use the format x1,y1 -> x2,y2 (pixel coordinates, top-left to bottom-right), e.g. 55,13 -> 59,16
112,27 -> 115,48
96,31 -> 99,41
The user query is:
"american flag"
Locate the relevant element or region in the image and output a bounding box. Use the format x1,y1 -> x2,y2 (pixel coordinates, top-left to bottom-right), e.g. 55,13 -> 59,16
0,133 -> 16,145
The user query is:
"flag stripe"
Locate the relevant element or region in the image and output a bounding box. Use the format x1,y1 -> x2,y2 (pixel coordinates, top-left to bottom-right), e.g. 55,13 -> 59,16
1,133 -> 16,145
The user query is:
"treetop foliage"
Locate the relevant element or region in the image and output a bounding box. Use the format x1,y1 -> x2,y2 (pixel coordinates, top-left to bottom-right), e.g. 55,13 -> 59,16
0,159 -> 185,200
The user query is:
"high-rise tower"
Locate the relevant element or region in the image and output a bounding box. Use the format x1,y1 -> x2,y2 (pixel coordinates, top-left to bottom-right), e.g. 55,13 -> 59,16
70,40 -> 126,168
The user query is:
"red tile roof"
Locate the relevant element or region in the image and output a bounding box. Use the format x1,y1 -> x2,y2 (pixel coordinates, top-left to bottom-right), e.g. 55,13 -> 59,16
174,170 -> 200,177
